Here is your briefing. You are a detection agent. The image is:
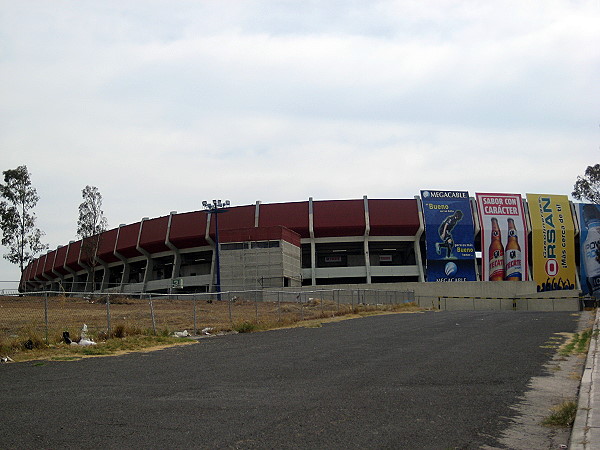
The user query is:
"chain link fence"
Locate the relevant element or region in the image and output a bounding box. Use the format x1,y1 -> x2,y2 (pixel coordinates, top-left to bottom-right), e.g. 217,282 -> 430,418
0,288 -> 416,346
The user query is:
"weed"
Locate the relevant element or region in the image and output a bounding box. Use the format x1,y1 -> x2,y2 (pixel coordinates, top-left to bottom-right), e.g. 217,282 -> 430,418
233,321 -> 258,333
541,400 -> 578,427
560,329 -> 594,356
0,328 -> 49,354
112,324 -> 127,339
110,323 -> 148,339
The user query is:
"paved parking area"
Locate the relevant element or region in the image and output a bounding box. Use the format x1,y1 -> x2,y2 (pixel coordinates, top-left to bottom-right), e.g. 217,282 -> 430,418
1,311 -> 580,449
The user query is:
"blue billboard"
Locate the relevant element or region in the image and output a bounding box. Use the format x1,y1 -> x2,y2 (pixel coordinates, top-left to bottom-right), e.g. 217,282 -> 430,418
577,203 -> 600,297
420,190 -> 477,282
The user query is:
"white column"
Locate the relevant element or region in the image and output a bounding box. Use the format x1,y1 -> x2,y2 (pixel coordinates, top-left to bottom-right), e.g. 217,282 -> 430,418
165,211 -> 181,282
136,218 -> 153,292
414,195 -> 426,282
363,195 -> 371,284
63,241 -> 77,292
51,246 -> 65,292
114,224 -> 130,292
254,200 -> 261,227
470,196 -> 481,281
309,197 -> 316,286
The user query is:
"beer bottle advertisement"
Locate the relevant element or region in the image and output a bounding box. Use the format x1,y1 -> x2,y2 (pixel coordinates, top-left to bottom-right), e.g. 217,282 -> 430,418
504,218 -> 523,280
526,193 -> 576,292
576,203 -> 600,298
420,190 -> 477,282
475,193 -> 529,282
488,217 -> 505,281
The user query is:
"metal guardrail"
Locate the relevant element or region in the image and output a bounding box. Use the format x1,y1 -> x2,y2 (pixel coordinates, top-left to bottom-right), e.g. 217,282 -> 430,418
0,289 -> 19,296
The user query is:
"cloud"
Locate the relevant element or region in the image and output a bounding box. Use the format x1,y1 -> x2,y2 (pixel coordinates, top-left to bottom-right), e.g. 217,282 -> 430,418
0,0 -> 599,285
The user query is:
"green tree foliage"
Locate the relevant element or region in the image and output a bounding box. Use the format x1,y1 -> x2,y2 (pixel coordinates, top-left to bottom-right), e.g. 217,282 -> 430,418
77,186 -> 108,285
0,165 -> 48,272
573,164 -> 600,204
77,185 -> 108,240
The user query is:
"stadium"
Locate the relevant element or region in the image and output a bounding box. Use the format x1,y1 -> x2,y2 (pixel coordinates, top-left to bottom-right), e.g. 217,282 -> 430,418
19,194 -> 591,307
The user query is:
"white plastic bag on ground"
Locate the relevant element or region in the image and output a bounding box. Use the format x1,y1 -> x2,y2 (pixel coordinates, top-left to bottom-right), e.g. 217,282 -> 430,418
173,330 -> 190,338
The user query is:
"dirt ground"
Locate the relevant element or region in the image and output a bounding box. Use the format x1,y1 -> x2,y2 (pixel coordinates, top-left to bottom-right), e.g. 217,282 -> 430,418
0,294 -> 416,343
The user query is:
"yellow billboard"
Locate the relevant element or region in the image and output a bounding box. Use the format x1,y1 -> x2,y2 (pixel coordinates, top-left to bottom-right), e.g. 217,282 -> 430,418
526,194 -> 576,292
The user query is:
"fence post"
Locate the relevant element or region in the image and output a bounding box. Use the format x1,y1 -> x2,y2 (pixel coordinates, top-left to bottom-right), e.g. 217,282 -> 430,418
44,293 -> 49,344
320,292 -> 324,315
254,290 -> 259,322
149,299 -> 157,335
106,295 -> 112,336
193,298 -> 197,335
277,291 -> 281,322
228,297 -> 233,325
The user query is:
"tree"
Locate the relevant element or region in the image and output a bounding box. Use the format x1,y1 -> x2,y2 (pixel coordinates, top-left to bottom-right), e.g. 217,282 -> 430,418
77,186 -> 108,289
0,165 -> 48,272
573,164 -> 600,204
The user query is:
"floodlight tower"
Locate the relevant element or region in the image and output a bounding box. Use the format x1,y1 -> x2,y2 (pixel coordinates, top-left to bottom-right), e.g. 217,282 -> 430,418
202,199 -> 230,299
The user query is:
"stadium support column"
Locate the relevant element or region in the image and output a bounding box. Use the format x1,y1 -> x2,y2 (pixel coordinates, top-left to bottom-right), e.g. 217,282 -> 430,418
51,246 -> 65,292
77,243 -> 92,292
114,224 -> 130,292
523,198 -> 533,282
41,251 -> 54,289
63,241 -> 77,292
470,196 -> 481,281
569,200 -> 582,290
32,256 -> 44,290
165,211 -> 181,285
137,218 -> 153,293
414,195 -> 425,282
254,201 -> 261,227
309,197 -> 316,286
363,196 -> 372,284
95,256 -> 109,291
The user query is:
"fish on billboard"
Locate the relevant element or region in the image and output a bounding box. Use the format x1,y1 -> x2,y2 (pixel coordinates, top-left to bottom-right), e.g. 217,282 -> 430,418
526,194 -> 576,292
475,193 -> 528,282
577,203 -> 600,297
420,190 -> 476,282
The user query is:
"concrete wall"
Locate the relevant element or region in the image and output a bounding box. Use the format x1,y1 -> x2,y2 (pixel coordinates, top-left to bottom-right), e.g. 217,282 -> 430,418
220,240 -> 301,289
261,280 -> 582,311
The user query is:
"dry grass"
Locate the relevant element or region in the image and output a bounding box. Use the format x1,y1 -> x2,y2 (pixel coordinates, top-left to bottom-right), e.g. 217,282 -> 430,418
541,400 -> 578,427
0,295 -> 422,362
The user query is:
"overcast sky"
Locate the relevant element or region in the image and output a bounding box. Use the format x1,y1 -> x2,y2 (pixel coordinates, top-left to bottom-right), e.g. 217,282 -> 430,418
1,0 -> 599,287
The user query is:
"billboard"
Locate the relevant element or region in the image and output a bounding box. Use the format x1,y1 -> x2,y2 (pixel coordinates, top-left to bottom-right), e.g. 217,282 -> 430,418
420,190 -> 476,282
475,193 -> 528,281
576,203 -> 600,297
526,194 -> 576,292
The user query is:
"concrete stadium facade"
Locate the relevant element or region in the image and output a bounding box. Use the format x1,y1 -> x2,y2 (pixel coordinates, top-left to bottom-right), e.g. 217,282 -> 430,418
19,196 -> 585,300
20,197 -> 424,293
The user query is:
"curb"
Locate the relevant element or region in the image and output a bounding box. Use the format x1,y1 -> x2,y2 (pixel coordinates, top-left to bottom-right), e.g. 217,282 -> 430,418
570,308 -> 600,449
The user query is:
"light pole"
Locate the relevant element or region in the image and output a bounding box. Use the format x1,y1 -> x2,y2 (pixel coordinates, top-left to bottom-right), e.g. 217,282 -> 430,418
202,199 -> 230,299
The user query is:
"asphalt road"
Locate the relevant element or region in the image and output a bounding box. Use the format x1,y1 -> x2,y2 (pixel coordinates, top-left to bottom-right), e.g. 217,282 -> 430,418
1,311 -> 580,449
